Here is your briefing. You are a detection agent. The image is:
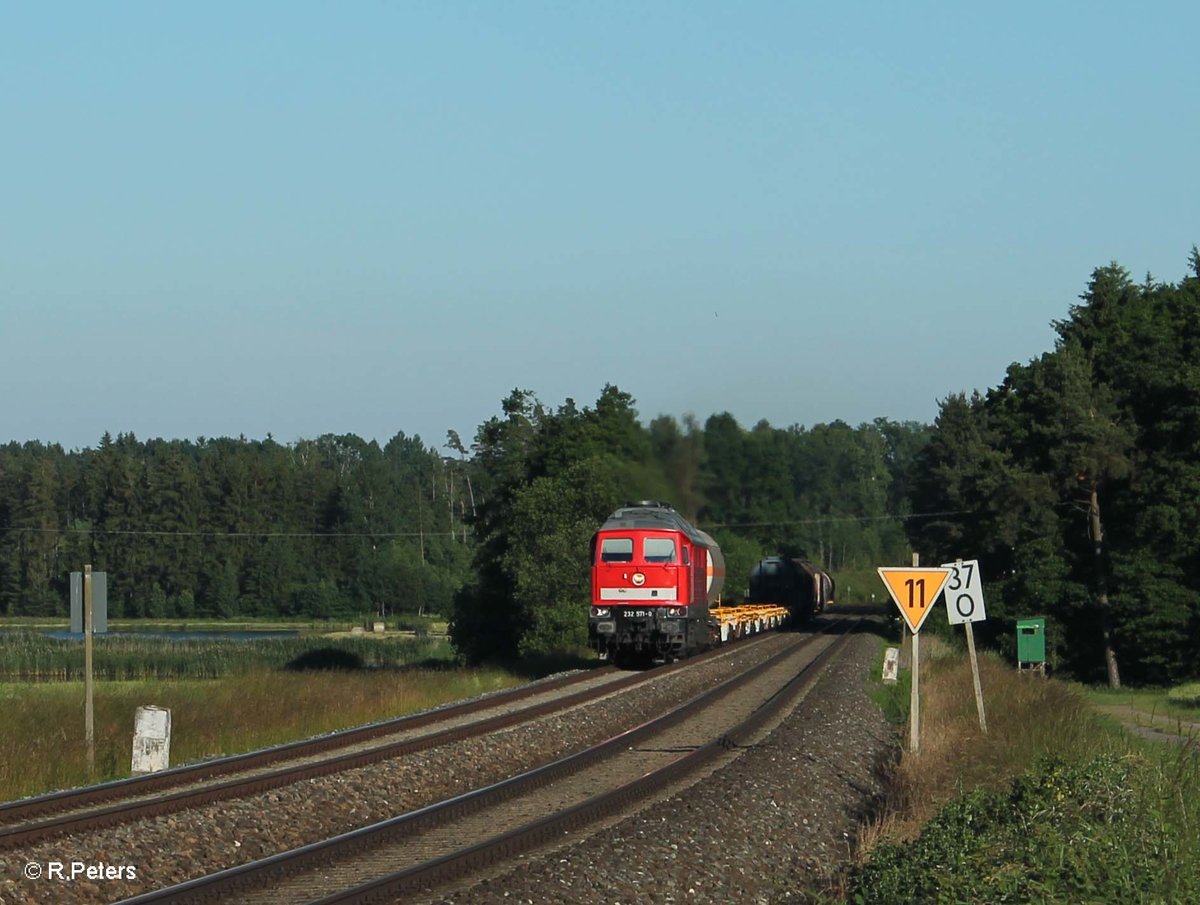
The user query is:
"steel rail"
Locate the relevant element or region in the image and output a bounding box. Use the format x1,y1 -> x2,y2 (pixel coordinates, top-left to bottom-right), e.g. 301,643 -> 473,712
0,668 -> 612,849
317,622 -> 856,905
113,620 -> 850,905
0,667 -> 606,826
0,629 -> 789,849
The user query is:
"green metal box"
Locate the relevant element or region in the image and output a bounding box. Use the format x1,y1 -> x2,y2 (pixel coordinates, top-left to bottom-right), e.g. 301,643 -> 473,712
1016,618 -> 1046,663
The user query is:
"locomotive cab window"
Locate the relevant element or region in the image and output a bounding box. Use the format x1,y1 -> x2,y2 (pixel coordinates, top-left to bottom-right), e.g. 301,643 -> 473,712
600,538 -> 634,563
643,537 -> 677,563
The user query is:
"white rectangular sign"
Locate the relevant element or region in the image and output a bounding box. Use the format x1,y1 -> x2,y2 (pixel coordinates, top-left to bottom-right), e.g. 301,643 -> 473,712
941,559 -> 986,624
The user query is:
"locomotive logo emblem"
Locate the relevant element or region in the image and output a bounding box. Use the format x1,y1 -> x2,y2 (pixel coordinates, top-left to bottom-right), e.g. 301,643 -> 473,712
631,572 -> 646,586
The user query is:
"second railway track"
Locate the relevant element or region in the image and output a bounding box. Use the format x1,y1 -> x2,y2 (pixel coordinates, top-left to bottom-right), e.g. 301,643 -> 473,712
1,663 -> 632,850
4,627 -> 821,905
1,630 -> 796,851
112,619 -> 856,905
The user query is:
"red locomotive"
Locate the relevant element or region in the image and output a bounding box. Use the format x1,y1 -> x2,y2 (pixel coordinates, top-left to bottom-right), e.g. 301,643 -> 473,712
588,501 -> 726,666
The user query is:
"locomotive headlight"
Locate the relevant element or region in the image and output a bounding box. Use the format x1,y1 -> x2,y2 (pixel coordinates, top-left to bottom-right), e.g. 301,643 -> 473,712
590,606 -> 611,618
666,606 -> 687,617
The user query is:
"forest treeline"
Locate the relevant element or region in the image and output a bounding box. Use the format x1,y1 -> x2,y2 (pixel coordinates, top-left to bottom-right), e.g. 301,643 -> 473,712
0,397 -> 921,628
911,251 -> 1200,685
0,433 -> 475,621
2,250 -> 1198,684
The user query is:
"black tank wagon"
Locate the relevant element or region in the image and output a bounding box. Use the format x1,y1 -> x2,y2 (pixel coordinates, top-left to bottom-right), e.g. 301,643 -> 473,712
746,556 -> 835,623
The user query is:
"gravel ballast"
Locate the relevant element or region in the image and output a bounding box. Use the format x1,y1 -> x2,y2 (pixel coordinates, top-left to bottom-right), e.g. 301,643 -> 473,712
429,628 -> 894,905
2,633 -> 828,905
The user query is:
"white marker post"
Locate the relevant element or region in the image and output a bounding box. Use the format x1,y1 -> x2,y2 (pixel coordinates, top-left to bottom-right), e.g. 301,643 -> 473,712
942,558 -> 988,734
132,706 -> 172,774
881,647 -> 899,684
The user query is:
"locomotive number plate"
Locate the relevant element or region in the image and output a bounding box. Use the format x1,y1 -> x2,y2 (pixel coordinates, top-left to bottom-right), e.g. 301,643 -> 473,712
622,609 -> 654,619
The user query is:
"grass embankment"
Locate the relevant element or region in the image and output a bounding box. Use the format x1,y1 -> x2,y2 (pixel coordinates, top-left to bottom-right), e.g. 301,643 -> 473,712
843,638 -> 1200,903
0,666 -> 523,803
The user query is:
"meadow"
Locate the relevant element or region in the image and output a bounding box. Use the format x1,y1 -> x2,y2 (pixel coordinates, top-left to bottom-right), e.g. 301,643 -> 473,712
1087,681 -> 1200,720
0,618 -> 539,802
0,665 -> 524,803
842,636 -> 1200,903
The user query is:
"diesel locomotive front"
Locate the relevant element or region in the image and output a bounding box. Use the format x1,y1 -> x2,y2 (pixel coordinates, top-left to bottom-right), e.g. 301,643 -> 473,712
588,501 -> 725,667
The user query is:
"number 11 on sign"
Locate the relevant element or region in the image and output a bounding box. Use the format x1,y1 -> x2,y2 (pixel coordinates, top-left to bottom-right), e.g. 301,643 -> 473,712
904,578 -> 925,607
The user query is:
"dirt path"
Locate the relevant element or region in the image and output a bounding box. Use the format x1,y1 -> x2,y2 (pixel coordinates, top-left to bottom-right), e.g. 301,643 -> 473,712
1094,703 -> 1200,746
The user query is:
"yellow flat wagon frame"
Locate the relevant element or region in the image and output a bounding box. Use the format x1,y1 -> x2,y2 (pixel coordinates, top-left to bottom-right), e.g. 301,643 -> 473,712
709,604 -> 791,642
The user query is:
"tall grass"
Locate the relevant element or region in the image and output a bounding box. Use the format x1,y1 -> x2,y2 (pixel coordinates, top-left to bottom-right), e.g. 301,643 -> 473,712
0,667 -> 523,803
875,644 -> 1116,837
0,627 -> 528,802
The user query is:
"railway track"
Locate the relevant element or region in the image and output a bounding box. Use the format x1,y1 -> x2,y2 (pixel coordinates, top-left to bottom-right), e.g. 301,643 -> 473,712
0,629 -> 789,852
113,619 -> 855,905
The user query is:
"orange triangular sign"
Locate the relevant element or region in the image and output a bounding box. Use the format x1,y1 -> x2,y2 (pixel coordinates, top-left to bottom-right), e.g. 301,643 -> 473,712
877,567 -> 953,633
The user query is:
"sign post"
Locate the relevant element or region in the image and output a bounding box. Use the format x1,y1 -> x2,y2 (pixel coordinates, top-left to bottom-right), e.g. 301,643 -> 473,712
909,552 -> 919,756
84,564 -> 95,775
877,561 -> 951,754
942,559 -> 988,734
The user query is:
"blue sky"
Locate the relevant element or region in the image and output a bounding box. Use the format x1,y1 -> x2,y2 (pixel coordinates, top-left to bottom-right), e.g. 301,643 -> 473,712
3,2 -> 1197,451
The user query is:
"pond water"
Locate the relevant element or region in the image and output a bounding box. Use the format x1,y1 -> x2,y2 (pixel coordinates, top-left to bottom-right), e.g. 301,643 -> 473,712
38,630 -> 301,642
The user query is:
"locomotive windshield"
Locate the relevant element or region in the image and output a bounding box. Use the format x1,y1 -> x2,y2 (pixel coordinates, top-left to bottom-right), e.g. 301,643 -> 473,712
599,537 -> 633,563
643,537 -> 677,563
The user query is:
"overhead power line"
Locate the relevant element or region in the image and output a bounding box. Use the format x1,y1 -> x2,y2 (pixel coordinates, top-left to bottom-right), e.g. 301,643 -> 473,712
704,509 -> 974,530
6,507 -> 993,538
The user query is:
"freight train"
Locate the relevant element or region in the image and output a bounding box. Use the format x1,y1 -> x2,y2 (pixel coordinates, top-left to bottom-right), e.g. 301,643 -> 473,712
588,501 -> 817,667
746,556 -> 835,623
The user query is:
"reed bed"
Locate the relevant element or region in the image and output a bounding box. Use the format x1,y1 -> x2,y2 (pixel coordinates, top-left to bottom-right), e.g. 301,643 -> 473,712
0,630 -> 453,680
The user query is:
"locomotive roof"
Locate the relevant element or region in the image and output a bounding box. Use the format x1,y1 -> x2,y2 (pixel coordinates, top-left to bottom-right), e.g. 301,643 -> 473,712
597,502 -> 713,547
